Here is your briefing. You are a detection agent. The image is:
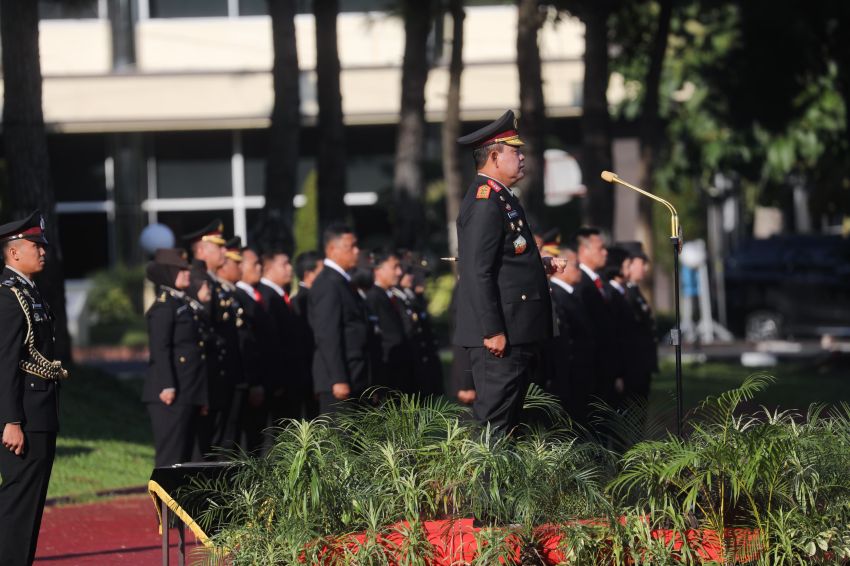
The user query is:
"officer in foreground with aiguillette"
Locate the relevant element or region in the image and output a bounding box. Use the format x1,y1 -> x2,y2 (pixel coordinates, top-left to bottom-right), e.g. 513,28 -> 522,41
453,111 -> 561,433
0,211 -> 68,565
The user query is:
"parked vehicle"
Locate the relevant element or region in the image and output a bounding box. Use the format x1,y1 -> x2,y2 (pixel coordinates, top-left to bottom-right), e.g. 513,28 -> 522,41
724,235 -> 850,340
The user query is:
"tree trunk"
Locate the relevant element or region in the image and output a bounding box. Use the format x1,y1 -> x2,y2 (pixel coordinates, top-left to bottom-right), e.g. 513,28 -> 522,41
393,0 -> 432,249
259,0 -> 300,253
442,0 -> 464,259
580,5 -> 614,232
516,0 -> 547,226
0,0 -> 72,361
314,0 -> 347,233
636,0 -> 673,261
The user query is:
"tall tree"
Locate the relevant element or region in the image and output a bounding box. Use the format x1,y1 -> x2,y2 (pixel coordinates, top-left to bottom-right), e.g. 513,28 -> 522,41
442,0 -> 465,258
559,0 -> 619,232
258,0 -> 300,253
516,0 -> 547,225
636,0 -> 673,259
392,0 -> 433,249
314,0 -> 348,233
0,0 -> 71,360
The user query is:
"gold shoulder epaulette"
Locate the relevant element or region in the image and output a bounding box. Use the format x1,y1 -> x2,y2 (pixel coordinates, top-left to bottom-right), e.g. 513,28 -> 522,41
157,291 -> 167,303
475,185 -> 491,199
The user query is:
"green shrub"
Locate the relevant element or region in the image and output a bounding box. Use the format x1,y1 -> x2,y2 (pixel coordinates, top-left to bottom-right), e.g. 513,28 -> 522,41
192,379 -> 850,564
85,265 -> 146,346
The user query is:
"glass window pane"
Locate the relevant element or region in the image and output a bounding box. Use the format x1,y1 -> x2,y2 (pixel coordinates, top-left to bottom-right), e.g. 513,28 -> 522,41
39,0 -> 99,19
154,132 -> 232,199
239,0 -> 268,16
150,0 -> 227,18
49,134 -> 107,201
57,213 -> 109,278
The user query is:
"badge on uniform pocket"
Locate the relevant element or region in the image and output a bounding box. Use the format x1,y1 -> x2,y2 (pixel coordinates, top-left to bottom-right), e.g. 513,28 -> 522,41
513,235 -> 527,254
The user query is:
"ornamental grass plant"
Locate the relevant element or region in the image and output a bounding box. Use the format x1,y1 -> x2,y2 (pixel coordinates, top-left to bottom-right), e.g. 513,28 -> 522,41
192,378 -> 850,565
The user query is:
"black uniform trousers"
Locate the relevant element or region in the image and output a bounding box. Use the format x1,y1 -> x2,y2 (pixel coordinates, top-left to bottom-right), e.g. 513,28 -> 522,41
467,343 -> 539,434
148,403 -> 199,468
0,431 -> 56,566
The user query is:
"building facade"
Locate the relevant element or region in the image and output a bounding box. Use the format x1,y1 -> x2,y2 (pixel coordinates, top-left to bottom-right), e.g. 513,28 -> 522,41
3,0 -> 594,278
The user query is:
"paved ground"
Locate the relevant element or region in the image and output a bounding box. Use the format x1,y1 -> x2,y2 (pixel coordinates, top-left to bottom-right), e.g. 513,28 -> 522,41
34,495 -> 206,565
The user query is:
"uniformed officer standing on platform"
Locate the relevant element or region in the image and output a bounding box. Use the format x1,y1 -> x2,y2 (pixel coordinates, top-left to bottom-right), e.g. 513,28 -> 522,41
453,111 -> 561,433
0,211 -> 68,565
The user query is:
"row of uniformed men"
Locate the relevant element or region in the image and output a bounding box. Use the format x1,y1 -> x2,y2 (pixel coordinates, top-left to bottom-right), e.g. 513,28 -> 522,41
451,227 -> 659,429
143,221 -> 442,467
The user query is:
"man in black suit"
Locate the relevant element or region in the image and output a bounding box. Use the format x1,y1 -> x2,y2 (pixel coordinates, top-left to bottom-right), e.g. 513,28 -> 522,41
365,249 -> 413,391
0,211 -> 68,565
544,245 -> 595,427
453,111 -> 562,433
258,250 -> 308,422
622,242 -> 658,403
308,224 -> 370,415
573,227 -> 622,408
232,246 -> 280,452
601,245 -> 634,408
291,251 -> 324,419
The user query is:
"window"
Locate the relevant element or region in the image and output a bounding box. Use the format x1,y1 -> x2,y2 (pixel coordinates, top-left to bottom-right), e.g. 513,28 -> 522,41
153,132 -> 231,199
39,0 -> 100,19
149,0 -> 227,18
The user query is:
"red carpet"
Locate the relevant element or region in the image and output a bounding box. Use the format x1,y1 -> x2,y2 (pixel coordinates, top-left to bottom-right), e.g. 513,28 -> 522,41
34,495 -> 206,565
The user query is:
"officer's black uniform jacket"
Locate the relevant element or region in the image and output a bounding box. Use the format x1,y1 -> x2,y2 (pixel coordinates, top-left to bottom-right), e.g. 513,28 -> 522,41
395,287 -> 443,395
232,284 -> 279,392
453,174 -> 553,347
624,283 -> 659,379
291,285 -> 317,389
222,281 -> 261,389
0,267 -> 59,432
142,286 -> 208,407
308,266 -> 370,395
365,285 -> 412,390
544,282 -> 595,397
195,264 -> 243,408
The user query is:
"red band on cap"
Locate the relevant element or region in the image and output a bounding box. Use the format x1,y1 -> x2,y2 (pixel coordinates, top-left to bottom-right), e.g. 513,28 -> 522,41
483,129 -> 518,146
21,227 -> 43,237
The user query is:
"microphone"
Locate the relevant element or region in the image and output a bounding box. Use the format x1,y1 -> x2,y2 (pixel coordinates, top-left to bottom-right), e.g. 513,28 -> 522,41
600,170 -> 681,240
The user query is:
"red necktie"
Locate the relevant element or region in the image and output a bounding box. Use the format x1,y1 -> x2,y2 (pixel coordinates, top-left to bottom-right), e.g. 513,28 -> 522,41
253,288 -> 263,305
282,291 -> 291,308
593,277 -> 608,300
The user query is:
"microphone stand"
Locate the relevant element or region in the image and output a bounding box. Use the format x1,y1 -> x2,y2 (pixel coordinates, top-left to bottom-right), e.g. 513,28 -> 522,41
601,171 -> 684,437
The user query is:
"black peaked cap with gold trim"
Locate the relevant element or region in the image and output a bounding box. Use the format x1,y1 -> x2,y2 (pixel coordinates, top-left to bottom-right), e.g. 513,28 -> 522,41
457,110 -> 525,148
224,236 -> 243,262
181,219 -> 226,246
0,210 -> 49,245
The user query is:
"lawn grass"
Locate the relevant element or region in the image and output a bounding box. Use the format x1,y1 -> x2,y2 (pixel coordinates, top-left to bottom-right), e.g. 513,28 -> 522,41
651,355 -> 850,411
48,365 -> 153,501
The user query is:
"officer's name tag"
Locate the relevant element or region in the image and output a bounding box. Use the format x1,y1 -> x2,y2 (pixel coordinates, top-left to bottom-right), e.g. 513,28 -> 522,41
507,210 -> 520,220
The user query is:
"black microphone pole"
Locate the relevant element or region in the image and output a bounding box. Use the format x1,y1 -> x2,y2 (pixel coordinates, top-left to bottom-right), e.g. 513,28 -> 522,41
600,171 -> 684,436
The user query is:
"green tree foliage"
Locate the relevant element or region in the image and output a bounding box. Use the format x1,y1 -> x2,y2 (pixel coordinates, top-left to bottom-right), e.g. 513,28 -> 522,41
294,169 -> 320,256
611,0 -> 850,260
